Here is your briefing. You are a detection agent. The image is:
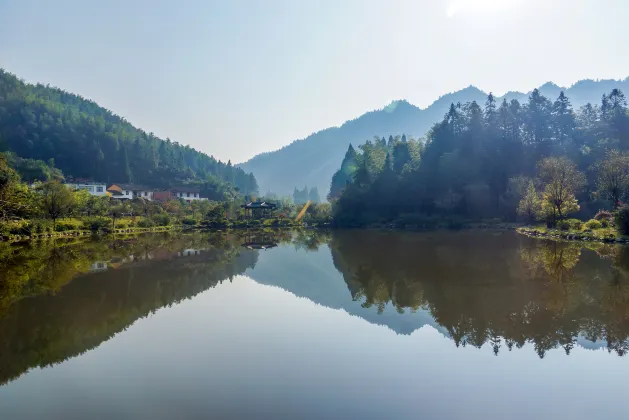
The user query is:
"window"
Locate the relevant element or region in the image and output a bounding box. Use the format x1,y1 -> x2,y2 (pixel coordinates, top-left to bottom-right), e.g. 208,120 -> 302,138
96,186 -> 104,193
144,192 -> 147,197
125,191 -> 129,196
187,192 -> 191,198
195,193 -> 198,198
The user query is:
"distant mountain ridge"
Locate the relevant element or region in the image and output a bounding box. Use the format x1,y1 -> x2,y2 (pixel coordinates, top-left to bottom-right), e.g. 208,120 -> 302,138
239,77 -> 629,197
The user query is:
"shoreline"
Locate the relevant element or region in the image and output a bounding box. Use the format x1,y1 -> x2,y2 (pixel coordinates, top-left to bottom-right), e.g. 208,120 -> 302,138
517,226 -> 629,244
0,222 -> 329,243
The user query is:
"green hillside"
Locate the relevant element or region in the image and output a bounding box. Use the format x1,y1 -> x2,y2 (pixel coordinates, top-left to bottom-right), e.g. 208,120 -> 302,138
0,69 -> 258,194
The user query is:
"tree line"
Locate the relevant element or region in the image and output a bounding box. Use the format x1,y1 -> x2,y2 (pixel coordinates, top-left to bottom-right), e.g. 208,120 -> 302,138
330,88 -> 629,227
293,186 -> 321,205
0,69 -> 258,194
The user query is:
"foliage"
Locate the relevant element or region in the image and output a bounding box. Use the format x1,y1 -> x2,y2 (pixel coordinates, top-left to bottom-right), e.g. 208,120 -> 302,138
137,219 -> 154,228
332,88 -> 627,226
108,202 -> 129,229
2,152 -> 64,183
151,213 -> 171,227
517,181 -> 541,223
594,210 -> 614,222
82,217 -> 110,231
537,156 -> 585,223
0,154 -> 34,220
34,181 -> 76,227
54,219 -> 83,232
0,69 -> 257,194
614,205 -> 629,235
593,150 -> 629,208
585,219 -> 603,230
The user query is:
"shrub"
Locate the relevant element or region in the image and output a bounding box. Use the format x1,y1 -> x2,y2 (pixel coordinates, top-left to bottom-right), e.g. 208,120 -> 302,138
615,205 -> 629,235
557,220 -> 571,231
82,217 -> 110,231
594,210 -> 614,222
115,219 -> 132,229
182,218 -> 197,226
601,219 -> 611,228
584,219 -> 602,230
0,220 -> 31,236
137,219 -> 154,228
152,213 -> 171,226
54,219 -> 83,232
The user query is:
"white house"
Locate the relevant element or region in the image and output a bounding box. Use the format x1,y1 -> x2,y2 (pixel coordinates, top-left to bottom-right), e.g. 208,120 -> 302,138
170,187 -> 207,202
64,180 -> 108,196
153,187 -> 207,203
107,184 -> 155,201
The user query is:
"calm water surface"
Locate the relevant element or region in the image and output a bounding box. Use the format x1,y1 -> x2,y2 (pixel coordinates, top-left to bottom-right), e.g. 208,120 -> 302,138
1,230 -> 628,419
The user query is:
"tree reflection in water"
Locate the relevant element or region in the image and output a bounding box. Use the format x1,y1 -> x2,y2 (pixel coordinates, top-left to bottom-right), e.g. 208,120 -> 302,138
2,229 -> 629,388
330,230 -> 629,358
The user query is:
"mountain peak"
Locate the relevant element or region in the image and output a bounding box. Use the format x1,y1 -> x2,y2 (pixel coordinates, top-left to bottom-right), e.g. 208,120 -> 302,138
240,77 -> 629,197
539,81 -> 562,90
383,99 -> 415,113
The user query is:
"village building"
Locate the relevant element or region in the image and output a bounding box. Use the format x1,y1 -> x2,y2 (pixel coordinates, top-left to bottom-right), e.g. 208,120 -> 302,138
154,187 -> 207,203
64,179 -> 108,196
107,184 -> 155,200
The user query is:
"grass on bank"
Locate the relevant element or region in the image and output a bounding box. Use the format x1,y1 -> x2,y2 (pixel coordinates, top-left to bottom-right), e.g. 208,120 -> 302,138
518,216 -> 629,243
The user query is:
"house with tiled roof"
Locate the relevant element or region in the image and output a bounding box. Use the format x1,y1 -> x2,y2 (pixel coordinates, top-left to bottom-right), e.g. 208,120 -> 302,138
107,184 -> 155,200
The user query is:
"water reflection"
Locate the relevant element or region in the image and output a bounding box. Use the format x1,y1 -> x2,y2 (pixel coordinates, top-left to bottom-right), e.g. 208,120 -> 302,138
0,233 -> 258,385
328,231 -> 629,357
1,229 -> 629,390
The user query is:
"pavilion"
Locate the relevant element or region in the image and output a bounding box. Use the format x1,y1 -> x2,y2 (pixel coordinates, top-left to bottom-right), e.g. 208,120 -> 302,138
241,201 -> 277,219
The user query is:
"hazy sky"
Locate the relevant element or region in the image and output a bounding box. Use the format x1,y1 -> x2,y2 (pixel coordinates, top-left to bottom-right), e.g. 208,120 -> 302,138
1,0 -> 628,163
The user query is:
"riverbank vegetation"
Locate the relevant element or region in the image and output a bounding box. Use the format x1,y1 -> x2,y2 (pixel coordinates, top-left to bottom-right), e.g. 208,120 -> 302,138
330,88 -> 629,233
0,155 -> 331,241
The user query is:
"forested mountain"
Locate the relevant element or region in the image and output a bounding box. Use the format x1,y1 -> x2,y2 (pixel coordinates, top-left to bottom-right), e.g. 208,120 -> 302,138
0,69 -> 258,194
332,87 -> 629,225
239,78 -> 629,198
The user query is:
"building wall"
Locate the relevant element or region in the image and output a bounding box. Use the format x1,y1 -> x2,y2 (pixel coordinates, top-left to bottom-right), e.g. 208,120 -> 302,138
173,192 -> 206,201
65,183 -> 108,197
119,190 -> 154,201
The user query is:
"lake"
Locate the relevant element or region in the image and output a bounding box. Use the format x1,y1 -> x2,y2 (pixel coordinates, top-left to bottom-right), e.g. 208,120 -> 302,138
1,230 -> 628,419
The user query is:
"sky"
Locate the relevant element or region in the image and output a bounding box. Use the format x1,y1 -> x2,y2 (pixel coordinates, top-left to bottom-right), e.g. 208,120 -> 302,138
1,0 -> 628,163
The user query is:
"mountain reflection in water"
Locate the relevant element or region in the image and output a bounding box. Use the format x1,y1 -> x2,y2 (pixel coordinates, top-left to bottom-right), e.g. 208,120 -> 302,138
0,229 -> 628,390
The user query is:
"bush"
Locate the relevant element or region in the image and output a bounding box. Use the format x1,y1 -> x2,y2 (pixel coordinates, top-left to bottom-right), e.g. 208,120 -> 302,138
0,220 -> 31,236
82,217 -> 110,231
29,220 -> 52,234
182,218 -> 197,226
137,219 -> 154,228
584,219 -> 603,230
601,219 -> 611,228
54,219 -> 83,232
114,218 -> 133,229
615,205 -> 629,235
594,210 -> 614,222
557,220 -> 571,231
152,213 -> 171,226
